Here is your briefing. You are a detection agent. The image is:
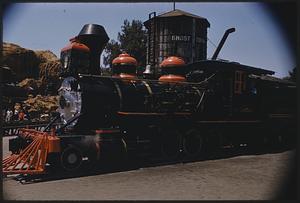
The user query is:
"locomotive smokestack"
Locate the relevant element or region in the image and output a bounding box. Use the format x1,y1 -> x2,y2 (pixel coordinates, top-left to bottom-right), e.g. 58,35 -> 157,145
77,24 -> 109,75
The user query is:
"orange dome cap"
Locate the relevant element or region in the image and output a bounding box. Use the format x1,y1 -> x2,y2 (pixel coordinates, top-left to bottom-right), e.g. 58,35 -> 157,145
112,53 -> 137,66
160,56 -> 185,68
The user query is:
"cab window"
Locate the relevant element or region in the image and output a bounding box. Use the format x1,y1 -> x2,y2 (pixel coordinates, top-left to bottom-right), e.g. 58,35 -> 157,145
234,71 -> 246,94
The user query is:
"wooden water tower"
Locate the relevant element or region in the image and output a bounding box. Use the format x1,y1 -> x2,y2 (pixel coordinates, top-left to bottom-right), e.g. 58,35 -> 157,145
144,9 -> 210,75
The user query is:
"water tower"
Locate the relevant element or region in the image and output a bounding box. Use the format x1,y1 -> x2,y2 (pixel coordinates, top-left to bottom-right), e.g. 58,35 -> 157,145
144,9 -> 210,75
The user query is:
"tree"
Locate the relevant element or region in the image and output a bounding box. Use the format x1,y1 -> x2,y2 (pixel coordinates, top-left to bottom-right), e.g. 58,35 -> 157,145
102,19 -> 147,69
118,19 -> 147,67
102,39 -> 121,68
288,67 -> 296,82
283,67 -> 297,82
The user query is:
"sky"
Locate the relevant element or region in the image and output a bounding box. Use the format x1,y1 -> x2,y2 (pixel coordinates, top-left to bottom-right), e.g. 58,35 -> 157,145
2,2 -> 296,78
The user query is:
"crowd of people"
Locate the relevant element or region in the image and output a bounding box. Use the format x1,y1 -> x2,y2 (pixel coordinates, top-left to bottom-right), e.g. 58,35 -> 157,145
3,105 -> 30,123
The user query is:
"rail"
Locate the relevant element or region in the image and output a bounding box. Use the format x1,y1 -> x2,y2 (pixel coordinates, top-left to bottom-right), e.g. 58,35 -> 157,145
2,122 -> 63,137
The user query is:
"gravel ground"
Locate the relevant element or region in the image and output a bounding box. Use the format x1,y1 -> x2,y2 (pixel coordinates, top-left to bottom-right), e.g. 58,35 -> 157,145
2,137 -> 296,200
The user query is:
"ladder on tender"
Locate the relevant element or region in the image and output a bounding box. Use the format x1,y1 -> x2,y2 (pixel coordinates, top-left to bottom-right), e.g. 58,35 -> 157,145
148,12 -> 156,71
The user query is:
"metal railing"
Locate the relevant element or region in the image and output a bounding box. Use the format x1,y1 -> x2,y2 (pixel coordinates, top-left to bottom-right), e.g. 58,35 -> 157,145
2,122 -> 62,137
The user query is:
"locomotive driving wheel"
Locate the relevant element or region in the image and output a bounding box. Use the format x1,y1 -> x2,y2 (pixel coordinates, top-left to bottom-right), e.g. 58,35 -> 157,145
60,144 -> 83,172
183,129 -> 203,158
160,129 -> 181,161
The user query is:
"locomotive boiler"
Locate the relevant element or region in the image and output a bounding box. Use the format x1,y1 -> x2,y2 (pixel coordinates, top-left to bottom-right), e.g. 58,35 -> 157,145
3,24 -> 296,176
58,75 -> 205,133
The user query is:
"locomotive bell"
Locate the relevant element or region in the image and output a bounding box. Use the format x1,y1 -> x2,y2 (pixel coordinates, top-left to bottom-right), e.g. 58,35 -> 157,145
112,53 -> 137,79
143,65 -> 154,79
143,64 -> 152,74
159,56 -> 187,82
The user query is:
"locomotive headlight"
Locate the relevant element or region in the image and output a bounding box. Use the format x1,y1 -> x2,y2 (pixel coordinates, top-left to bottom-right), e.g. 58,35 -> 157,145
58,77 -> 82,127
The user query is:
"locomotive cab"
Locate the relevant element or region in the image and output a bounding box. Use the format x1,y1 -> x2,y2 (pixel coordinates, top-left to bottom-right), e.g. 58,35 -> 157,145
186,59 -> 296,119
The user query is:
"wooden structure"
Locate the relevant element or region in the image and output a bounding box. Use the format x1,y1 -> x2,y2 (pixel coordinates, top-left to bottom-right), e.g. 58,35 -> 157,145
144,9 -> 210,75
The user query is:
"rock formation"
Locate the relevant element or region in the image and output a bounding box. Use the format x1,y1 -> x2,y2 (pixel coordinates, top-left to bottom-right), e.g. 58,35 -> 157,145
39,60 -> 61,82
0,66 -> 15,83
35,50 -> 59,63
2,42 -> 62,84
17,78 -> 42,92
23,95 -> 59,119
2,42 -> 40,81
2,42 -> 62,119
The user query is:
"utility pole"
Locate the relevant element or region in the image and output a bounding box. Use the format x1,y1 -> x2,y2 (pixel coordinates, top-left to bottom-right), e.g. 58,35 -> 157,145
173,1 -> 176,10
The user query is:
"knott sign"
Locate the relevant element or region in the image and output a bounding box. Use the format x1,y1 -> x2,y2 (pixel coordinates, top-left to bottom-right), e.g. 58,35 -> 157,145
171,35 -> 191,42
171,35 -> 206,44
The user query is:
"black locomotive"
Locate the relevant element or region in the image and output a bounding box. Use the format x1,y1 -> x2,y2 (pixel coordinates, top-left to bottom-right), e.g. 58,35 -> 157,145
4,24 -> 296,174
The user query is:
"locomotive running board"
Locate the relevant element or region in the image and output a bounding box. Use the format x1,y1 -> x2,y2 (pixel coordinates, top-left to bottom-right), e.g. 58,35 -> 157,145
196,120 -> 262,124
117,111 -> 192,116
3,128 -> 60,175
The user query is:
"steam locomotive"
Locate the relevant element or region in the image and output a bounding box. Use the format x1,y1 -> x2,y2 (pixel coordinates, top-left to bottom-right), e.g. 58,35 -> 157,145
4,24 -> 296,175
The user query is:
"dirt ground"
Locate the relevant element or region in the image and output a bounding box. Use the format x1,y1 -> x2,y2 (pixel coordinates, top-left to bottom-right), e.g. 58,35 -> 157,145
2,137 -> 296,200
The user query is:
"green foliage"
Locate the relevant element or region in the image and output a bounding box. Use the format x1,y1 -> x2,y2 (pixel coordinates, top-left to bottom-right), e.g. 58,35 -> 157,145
118,19 -> 147,67
288,67 -> 296,82
102,39 -> 122,68
102,19 -> 147,69
283,67 -> 297,82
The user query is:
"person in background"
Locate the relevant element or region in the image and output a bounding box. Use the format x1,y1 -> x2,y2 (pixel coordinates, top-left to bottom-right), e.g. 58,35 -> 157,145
5,109 -> 13,122
13,107 -> 19,121
24,108 -> 30,120
18,109 -> 25,121
3,109 -> 6,121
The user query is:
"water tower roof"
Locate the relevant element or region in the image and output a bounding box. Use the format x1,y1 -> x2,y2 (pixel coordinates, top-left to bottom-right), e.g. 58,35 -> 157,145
144,9 -> 210,27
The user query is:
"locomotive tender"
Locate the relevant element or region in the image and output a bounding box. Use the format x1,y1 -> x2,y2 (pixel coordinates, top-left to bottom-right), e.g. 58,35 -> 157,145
3,24 -> 296,175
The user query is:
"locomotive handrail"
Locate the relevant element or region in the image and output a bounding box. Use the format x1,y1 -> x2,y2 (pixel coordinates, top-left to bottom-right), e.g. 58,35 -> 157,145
195,90 -> 206,111
117,111 -> 192,116
2,122 -> 63,137
55,113 -> 81,134
43,114 -> 62,132
3,120 -> 50,128
3,123 -> 49,129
